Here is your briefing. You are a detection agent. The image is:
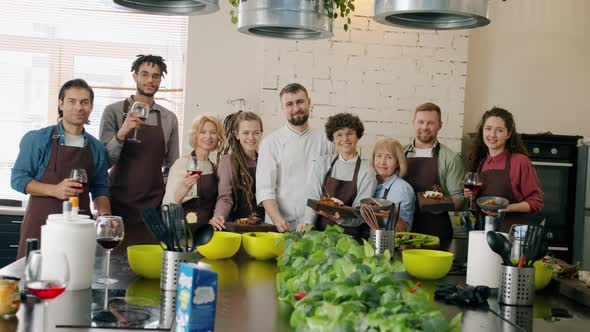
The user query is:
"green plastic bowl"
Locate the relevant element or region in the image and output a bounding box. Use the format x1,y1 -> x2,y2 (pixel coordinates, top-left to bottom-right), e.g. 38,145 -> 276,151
402,249 -> 454,280
127,245 -> 163,279
534,260 -> 553,291
197,231 -> 242,259
242,232 -> 285,260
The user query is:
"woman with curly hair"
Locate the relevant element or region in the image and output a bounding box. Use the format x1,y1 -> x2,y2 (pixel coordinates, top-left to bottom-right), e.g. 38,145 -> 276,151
208,111 -> 265,230
299,113 -> 377,238
163,115 -> 224,225
464,107 -> 543,232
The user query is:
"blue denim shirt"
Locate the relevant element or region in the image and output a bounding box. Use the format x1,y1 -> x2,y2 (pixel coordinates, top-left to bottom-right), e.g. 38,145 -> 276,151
11,122 -> 110,200
374,174 -> 416,230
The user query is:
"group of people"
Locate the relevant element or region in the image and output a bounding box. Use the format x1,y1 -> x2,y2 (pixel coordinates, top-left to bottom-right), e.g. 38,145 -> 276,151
11,54 -> 544,258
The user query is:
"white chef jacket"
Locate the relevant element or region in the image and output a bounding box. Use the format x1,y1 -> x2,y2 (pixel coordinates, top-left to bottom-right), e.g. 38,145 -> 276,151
256,125 -> 335,230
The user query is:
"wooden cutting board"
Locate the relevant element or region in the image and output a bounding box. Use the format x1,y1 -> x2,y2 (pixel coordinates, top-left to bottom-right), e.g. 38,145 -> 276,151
224,222 -> 277,233
556,277 -> 590,308
416,192 -> 454,213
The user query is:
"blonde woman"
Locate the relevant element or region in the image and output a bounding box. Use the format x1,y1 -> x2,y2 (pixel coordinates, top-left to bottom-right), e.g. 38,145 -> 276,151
163,115 -> 224,225
372,138 -> 415,232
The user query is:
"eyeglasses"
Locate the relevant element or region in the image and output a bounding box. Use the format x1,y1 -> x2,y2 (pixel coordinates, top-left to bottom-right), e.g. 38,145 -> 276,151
333,131 -> 357,140
138,71 -> 162,81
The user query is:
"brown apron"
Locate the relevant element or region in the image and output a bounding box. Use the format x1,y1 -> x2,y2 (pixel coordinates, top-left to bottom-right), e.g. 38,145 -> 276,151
230,163 -> 265,221
17,126 -> 94,258
316,156 -> 365,239
182,151 -> 218,225
404,145 -> 453,250
477,152 -> 528,233
109,99 -> 165,250
379,176 -> 398,229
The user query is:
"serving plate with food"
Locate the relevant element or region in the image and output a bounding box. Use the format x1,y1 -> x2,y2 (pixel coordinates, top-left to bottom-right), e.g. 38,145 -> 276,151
416,186 -> 454,213
224,214 -> 277,233
476,196 -> 509,212
359,198 -> 393,213
306,196 -> 357,218
395,232 -> 440,249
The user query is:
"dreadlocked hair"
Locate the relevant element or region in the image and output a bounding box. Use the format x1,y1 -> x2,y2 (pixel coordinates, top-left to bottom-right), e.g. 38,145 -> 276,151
131,54 -> 168,77
468,107 -> 529,171
222,111 -> 263,216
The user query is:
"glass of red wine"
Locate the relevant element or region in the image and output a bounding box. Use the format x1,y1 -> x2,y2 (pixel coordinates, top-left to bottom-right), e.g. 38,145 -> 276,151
462,172 -> 481,210
127,101 -> 149,143
187,157 -> 202,198
25,250 -> 69,332
70,168 -> 88,196
96,216 -> 124,285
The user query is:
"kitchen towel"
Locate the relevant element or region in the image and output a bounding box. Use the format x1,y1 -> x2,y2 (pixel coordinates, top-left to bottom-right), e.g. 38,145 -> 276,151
466,231 -> 506,288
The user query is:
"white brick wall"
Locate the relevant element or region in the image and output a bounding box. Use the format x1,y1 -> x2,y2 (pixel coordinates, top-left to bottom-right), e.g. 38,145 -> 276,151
256,3 -> 468,159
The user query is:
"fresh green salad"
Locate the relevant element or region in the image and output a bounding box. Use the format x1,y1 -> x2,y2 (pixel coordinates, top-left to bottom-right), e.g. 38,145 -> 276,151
277,225 -> 460,331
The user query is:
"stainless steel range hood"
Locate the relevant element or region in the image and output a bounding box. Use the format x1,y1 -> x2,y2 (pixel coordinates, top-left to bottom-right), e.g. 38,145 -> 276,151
113,0 -> 219,15
237,0 -> 333,40
374,0 -> 490,30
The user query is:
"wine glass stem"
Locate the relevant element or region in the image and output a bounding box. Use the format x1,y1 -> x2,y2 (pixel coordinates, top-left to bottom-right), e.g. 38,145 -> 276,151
43,300 -> 49,332
106,249 -> 111,281
193,183 -> 198,197
104,286 -> 108,310
132,128 -> 139,141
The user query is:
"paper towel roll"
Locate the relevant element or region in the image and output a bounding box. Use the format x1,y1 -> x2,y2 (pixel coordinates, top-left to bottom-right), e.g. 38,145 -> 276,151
41,217 -> 96,290
466,231 -> 507,288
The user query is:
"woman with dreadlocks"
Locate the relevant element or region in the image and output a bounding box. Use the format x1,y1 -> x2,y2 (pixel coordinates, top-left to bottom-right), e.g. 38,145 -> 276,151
209,111 -> 264,230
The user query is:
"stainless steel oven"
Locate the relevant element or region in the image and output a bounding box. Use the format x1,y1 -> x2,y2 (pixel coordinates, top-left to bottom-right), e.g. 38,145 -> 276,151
521,134 -> 582,262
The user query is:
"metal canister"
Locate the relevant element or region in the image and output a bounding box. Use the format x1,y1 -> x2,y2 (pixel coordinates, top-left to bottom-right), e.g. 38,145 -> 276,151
0,277 -> 21,316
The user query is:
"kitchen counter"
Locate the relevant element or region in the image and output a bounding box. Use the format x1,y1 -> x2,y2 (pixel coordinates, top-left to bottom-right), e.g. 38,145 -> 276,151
1,251 -> 590,332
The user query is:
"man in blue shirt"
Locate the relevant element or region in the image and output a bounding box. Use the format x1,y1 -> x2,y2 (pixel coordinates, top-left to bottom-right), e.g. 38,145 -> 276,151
11,79 -> 110,258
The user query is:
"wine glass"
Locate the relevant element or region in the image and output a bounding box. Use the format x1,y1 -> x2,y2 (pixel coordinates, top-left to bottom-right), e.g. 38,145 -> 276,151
96,216 -> 125,285
127,102 -> 149,143
462,172 -> 481,211
70,168 -> 88,196
186,158 -> 202,198
25,250 -> 69,332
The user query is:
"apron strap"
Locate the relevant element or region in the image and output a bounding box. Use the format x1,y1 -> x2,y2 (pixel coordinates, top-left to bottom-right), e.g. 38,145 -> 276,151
321,155 -> 340,195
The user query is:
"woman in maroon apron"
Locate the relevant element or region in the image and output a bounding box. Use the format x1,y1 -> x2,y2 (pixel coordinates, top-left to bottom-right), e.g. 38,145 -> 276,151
371,138 -> 415,232
465,107 -> 544,233
209,111 -> 265,230
298,113 -> 377,240
162,116 -> 224,228
109,99 -> 166,250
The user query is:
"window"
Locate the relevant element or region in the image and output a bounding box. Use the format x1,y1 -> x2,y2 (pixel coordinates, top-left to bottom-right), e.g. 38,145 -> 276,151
0,0 -> 188,198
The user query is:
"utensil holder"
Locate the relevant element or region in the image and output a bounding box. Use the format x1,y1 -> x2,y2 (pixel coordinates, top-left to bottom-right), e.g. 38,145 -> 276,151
370,229 -> 395,258
498,265 -> 535,306
159,290 -> 177,329
499,305 -> 533,332
160,250 -> 199,291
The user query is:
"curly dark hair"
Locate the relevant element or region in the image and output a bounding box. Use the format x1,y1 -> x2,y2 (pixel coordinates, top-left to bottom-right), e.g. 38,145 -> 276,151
468,107 -> 529,171
325,113 -> 364,142
130,54 -> 167,77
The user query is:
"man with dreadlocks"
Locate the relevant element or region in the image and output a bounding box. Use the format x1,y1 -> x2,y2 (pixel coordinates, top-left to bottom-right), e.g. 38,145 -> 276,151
99,54 -> 179,249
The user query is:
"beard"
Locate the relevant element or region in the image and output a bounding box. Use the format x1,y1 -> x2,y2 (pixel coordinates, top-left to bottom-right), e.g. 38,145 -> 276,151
289,113 -> 309,126
137,83 -> 158,97
416,132 -> 436,145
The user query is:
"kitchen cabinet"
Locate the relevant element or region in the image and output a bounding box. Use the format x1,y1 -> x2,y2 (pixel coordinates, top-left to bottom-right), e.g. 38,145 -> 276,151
0,214 -> 22,267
